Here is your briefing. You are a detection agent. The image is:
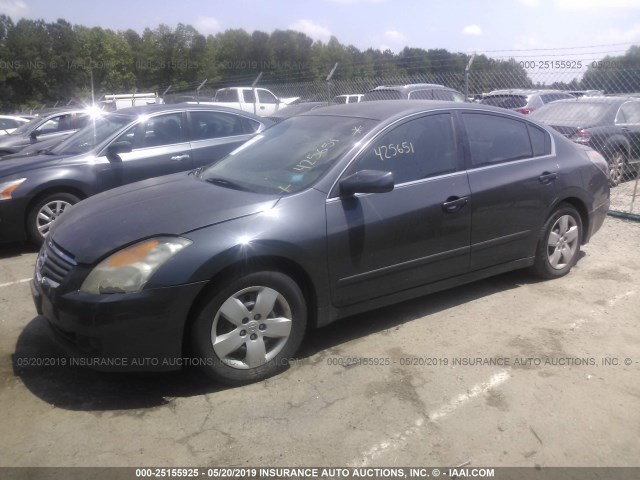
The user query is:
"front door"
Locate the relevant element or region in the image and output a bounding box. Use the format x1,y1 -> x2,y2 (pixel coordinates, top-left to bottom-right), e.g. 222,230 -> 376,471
326,113 -> 471,307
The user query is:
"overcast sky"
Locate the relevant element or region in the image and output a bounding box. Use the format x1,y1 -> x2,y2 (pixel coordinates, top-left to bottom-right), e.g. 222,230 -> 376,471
2,0 -> 640,62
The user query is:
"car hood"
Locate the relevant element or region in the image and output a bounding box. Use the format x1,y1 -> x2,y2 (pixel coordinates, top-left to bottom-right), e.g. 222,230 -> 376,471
50,173 -> 280,264
0,134 -> 27,149
0,153 -> 66,177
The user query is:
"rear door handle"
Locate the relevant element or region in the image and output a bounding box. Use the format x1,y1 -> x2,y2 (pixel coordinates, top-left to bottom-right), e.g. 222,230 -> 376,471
442,196 -> 469,213
170,154 -> 190,161
539,172 -> 557,184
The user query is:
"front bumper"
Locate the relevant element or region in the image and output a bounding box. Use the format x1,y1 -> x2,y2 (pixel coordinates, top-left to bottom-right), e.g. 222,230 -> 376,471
32,278 -> 208,371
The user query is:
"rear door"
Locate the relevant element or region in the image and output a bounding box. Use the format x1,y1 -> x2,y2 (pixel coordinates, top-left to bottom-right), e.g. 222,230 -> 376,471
460,111 -> 558,270
187,110 -> 263,169
326,112 -> 471,306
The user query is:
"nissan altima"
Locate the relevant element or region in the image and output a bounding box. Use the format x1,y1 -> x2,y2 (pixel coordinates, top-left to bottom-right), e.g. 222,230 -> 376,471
31,100 -> 610,385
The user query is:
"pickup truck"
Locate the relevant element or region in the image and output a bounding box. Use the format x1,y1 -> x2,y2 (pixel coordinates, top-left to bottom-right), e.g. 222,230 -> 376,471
207,87 -> 299,117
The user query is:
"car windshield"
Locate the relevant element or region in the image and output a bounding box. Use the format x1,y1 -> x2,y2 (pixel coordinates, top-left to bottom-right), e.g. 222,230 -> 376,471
51,114 -> 134,155
362,90 -> 403,101
9,116 -> 41,136
530,102 -> 611,124
480,95 -> 528,109
200,115 -> 378,195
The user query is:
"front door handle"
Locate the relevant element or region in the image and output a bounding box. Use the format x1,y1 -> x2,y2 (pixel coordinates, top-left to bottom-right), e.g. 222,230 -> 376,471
442,196 -> 469,213
539,172 -> 557,184
170,154 -> 190,161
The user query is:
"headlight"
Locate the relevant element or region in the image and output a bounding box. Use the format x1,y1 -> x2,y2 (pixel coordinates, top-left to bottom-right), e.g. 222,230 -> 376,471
0,178 -> 26,200
80,237 -> 192,294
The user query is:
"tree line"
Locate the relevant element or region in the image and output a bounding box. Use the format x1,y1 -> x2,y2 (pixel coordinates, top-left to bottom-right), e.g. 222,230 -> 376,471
0,14 -> 638,111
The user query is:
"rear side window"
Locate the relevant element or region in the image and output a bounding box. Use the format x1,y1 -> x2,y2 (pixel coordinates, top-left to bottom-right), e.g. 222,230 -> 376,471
190,111 -> 246,140
408,90 -> 433,100
480,95 -> 527,109
527,124 -> 551,156
355,113 -> 457,184
432,90 -> 455,101
215,89 -> 238,102
618,102 -> 640,124
463,113 -> 532,166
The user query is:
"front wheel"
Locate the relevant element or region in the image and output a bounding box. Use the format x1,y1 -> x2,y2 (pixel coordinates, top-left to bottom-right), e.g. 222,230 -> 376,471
27,192 -> 80,245
190,271 -> 307,385
531,204 -> 583,279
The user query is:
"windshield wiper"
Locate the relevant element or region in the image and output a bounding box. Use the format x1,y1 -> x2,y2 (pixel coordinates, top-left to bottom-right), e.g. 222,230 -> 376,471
205,177 -> 254,192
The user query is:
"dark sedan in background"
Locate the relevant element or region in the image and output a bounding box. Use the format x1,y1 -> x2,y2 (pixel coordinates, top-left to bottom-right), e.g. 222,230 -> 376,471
31,101 -> 609,386
530,96 -> 640,185
0,104 -> 270,244
0,108 -> 92,157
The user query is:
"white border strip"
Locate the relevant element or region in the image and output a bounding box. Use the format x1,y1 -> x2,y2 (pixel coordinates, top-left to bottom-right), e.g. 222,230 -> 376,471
0,278 -> 31,289
350,370 -> 510,467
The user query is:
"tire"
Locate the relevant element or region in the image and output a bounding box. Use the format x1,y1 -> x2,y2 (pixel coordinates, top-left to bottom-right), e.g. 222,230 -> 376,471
531,203 -> 583,279
190,271 -> 307,386
608,150 -> 626,187
27,192 -> 80,246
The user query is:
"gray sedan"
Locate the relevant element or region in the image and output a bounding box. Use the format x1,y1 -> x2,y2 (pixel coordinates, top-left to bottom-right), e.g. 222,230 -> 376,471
0,104 -> 271,244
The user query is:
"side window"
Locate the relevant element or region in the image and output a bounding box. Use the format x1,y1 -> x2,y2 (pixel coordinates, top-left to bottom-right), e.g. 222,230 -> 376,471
333,96 -> 347,104
240,117 -> 261,134
408,90 -> 432,100
257,89 -> 278,104
190,111 -> 245,140
432,90 -> 454,101
114,113 -> 184,149
215,89 -> 237,102
354,113 -> 457,184
527,124 -> 551,157
0,118 -> 18,129
619,103 -> 640,124
72,113 -> 90,129
36,114 -> 71,135
463,113 -> 533,166
243,89 -> 256,103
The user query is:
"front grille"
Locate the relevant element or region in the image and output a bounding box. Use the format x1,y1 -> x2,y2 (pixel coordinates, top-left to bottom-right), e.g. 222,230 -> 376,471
37,240 -> 77,287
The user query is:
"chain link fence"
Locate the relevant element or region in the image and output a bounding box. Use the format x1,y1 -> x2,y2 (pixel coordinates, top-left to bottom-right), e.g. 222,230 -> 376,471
164,67 -> 640,217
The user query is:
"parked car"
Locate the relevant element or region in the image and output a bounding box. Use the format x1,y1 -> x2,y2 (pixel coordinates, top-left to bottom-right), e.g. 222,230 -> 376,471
333,94 -> 364,104
566,90 -> 604,98
0,115 -> 30,135
31,100 -> 609,385
0,108 -> 94,158
0,104 -> 270,245
362,84 -> 466,102
480,89 -> 575,114
530,96 -> 640,186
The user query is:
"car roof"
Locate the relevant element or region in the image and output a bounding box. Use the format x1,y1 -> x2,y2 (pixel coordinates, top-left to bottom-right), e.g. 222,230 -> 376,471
487,89 -> 571,96
371,83 -> 448,92
115,103 -> 265,120
543,96 -> 638,105
298,99 -> 531,121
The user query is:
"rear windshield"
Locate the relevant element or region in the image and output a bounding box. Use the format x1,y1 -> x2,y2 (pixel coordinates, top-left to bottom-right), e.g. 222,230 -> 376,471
480,95 -> 527,109
362,90 -> 403,101
530,102 -> 611,125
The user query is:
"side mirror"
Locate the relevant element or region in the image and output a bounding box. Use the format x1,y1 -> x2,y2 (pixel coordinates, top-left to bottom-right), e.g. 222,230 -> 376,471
29,131 -> 38,141
105,141 -> 133,162
340,170 -> 394,196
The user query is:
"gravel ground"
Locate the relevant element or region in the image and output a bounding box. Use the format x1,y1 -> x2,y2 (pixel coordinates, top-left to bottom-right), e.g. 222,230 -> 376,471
0,217 -> 639,468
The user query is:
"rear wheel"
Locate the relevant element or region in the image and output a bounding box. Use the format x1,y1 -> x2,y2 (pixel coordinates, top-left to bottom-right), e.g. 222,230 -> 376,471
532,204 -> 582,279
190,271 -> 307,385
608,150 -> 626,187
27,192 -> 80,245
